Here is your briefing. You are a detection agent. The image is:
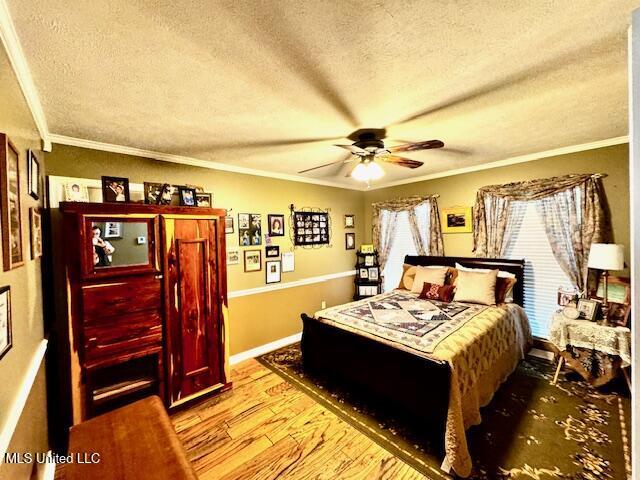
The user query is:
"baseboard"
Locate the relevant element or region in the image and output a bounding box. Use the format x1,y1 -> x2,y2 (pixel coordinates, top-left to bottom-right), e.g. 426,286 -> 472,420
230,332 -> 302,366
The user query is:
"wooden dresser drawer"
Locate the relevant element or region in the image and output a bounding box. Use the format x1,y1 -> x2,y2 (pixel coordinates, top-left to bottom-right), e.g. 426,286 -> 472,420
84,310 -> 163,360
82,277 -> 161,320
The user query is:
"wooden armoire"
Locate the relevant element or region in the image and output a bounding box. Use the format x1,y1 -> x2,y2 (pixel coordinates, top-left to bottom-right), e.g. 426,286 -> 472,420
55,202 -> 231,427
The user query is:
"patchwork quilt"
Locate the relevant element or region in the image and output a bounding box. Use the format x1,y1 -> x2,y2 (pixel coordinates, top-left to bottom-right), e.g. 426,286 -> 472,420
314,290 -> 488,355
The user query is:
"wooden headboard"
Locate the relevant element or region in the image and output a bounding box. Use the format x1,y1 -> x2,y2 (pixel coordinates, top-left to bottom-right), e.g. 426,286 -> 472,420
403,255 -> 526,306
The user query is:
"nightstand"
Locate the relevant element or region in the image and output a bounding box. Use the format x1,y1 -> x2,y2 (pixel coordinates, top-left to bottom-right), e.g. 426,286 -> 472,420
548,311 -> 631,389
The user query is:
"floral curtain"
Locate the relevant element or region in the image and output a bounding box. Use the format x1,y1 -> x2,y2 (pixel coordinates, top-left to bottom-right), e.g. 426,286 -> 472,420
473,173 -> 611,289
372,195 -> 444,270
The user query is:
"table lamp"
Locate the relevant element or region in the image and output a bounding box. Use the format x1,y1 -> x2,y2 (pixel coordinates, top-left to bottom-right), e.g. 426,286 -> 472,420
587,243 -> 624,322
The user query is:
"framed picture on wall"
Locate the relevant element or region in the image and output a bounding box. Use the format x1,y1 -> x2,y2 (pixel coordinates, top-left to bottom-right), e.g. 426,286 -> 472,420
239,213 -> 261,246
345,214 -> 355,228
265,260 -> 281,284
30,208 -> 43,259
224,216 -> 234,234
268,214 -> 285,236
345,232 -> 355,250
0,286 -> 11,361
441,206 -> 473,234
27,150 -> 40,200
1,134 -> 24,271
244,249 -> 262,272
226,249 -> 240,265
266,245 -> 280,258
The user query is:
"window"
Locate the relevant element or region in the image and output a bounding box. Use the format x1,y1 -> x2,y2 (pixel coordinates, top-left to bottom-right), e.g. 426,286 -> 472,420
504,201 -> 573,338
382,203 -> 429,291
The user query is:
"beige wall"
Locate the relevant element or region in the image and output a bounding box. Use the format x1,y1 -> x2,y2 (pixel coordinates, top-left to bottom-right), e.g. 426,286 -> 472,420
45,144 -> 364,353
363,144 -> 630,275
0,50 -> 49,477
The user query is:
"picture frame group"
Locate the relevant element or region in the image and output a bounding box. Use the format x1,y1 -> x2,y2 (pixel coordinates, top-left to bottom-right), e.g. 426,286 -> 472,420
143,182 -> 213,207
238,213 -> 262,246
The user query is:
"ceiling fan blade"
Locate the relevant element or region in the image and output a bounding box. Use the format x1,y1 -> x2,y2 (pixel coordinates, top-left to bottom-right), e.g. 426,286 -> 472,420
298,153 -> 355,174
381,155 -> 424,169
388,140 -> 444,153
334,144 -> 368,155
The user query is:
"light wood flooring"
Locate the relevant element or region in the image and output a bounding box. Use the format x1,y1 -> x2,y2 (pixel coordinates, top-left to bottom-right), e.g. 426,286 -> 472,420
170,358 -> 428,479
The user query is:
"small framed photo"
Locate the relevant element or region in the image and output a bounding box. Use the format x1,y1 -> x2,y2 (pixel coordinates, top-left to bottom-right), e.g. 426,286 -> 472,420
368,268 -> 379,281
266,245 -> 280,258
144,182 -> 164,204
244,249 -> 262,272
179,187 -> 197,206
30,208 -> 42,259
557,286 -> 578,306
345,232 -> 355,250
196,192 -> 213,207
364,255 -> 375,267
268,214 -> 285,236
224,216 -> 234,234
157,184 -> 175,205
266,260 -> 281,284
577,298 -> 599,321
1,136 -> 24,270
226,249 -> 240,265
27,150 -> 40,200
608,302 -> 631,327
0,285 -> 11,360
345,214 -> 355,228
64,183 -> 89,202
101,176 -> 130,203
360,244 -> 374,254
359,268 -> 369,279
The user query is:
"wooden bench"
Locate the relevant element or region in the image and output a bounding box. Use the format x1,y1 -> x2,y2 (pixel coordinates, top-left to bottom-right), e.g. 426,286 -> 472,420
66,396 -> 197,480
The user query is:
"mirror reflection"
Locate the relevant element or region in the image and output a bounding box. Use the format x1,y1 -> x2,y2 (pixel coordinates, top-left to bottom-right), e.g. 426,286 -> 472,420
91,221 -> 149,268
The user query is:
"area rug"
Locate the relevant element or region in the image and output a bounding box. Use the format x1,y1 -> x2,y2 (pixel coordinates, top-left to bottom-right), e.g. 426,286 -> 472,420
258,343 -> 631,480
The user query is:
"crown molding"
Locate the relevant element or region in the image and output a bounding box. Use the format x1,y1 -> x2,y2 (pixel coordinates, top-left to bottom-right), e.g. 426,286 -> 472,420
49,134 -> 367,191
366,135 -> 629,190
0,0 -> 51,151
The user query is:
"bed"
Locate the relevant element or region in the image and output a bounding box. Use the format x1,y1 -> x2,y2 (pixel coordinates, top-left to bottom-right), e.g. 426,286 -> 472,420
300,255 -> 532,478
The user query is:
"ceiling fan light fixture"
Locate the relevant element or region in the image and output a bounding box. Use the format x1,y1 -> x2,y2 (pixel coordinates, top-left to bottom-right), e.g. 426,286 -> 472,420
351,159 -> 385,182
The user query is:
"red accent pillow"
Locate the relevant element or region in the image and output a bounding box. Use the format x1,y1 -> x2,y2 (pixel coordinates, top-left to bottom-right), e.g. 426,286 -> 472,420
419,282 -> 455,303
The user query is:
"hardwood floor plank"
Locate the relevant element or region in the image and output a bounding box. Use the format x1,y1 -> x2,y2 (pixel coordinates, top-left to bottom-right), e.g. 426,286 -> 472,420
218,436 -> 301,480
195,434 -> 273,478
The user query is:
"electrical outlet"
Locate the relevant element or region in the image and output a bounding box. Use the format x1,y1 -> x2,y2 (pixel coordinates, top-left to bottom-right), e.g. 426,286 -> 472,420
321,300 -> 326,309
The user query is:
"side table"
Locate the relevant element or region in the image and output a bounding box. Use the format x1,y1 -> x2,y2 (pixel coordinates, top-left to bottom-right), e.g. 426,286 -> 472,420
548,310 -> 631,389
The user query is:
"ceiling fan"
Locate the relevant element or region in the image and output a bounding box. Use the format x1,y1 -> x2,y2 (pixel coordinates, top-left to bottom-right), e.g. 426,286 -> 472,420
297,128 -> 444,182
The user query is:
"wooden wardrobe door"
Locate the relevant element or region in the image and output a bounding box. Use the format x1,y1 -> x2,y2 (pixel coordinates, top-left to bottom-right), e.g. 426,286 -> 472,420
165,218 -> 222,405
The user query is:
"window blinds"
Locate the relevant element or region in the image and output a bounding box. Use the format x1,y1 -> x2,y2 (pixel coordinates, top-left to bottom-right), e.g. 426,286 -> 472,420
505,201 -> 573,338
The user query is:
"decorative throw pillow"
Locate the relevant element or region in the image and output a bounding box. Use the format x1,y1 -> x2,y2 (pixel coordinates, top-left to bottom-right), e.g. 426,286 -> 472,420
495,276 -> 517,304
454,262 -> 516,302
453,269 -> 499,305
410,266 -> 449,293
398,264 -> 418,290
419,282 -> 455,302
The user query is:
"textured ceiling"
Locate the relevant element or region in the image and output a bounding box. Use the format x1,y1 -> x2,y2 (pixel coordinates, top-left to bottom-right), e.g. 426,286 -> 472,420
5,0 -> 636,186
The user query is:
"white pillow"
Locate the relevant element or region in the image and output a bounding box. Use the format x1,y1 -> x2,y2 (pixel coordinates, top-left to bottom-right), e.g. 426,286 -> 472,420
454,262 -> 515,302
410,266 -> 448,293
453,269 -> 498,305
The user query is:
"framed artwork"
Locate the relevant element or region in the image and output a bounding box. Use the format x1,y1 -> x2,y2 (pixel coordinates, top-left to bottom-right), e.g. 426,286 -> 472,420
27,150 -> 40,200
143,182 -> 165,204
282,251 -> 295,272
196,193 -> 213,207
266,245 -> 280,258
368,268 -> 379,281
364,255 -> 375,266
224,216 -> 234,234
345,232 -> 355,250
360,244 -> 374,254
179,187 -> 197,206
1,135 -> 24,270
238,213 -> 262,246
441,206 -> 473,234
359,268 -> 369,279
0,286 -> 11,360
345,214 -> 355,228
157,184 -> 176,205
103,221 -> 123,239
244,249 -> 262,272
63,183 -> 90,202
593,276 -> 630,305
226,249 -> 240,265
577,298 -> 599,321
268,214 -> 285,236
557,286 -> 579,306
265,260 -> 281,284
293,211 -> 329,246
101,176 -> 130,203
30,208 -> 42,259
608,302 -> 631,327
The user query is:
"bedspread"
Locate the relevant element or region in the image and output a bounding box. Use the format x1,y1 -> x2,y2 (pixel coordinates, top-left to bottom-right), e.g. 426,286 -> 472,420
314,290 -> 532,477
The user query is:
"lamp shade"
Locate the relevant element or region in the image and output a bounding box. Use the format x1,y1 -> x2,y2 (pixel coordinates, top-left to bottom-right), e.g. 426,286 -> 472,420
587,243 -> 624,271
